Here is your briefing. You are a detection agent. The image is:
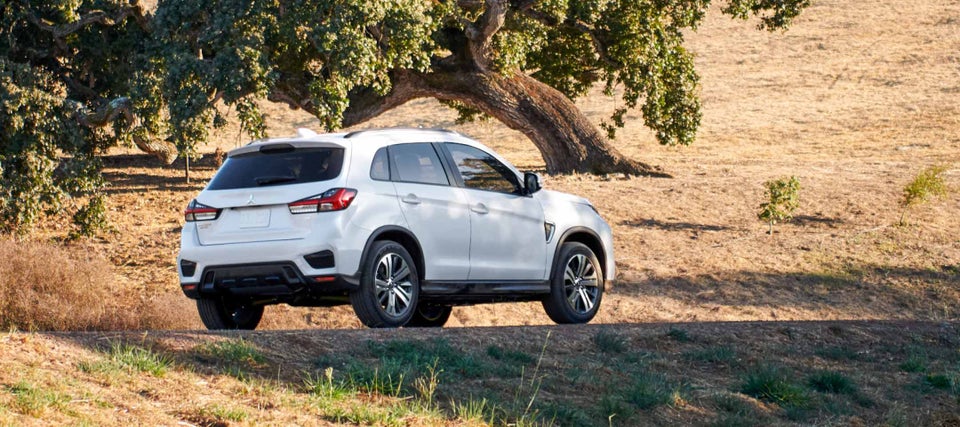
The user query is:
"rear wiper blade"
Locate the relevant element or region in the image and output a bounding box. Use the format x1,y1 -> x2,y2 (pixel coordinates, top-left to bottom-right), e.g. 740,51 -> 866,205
255,175 -> 297,186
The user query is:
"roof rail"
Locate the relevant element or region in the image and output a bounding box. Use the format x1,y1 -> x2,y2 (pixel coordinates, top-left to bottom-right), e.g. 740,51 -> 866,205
344,127 -> 459,139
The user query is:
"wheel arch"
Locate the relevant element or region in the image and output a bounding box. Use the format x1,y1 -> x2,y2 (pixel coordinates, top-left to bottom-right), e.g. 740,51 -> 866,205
359,225 -> 426,281
553,227 -> 607,281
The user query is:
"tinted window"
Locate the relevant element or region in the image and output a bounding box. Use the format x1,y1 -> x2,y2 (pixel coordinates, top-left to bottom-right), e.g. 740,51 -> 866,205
446,143 -> 520,194
207,147 -> 343,190
370,147 -> 389,181
389,143 -> 449,186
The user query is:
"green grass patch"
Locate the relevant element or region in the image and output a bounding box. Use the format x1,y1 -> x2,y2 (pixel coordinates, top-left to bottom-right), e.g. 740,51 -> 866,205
79,342 -> 173,377
194,337 -> 267,379
923,373 -> 952,390
623,370 -> 685,410
363,338 -> 489,380
304,367 -> 353,400
593,329 -> 627,354
198,404 -> 249,423
7,381 -> 69,417
486,345 -> 535,364
807,370 -> 857,394
814,345 -> 861,361
708,393 -> 764,427
666,327 -> 692,342
197,338 -> 266,366
740,366 -> 810,408
684,346 -> 738,365
452,398 -> 496,425
899,355 -> 927,373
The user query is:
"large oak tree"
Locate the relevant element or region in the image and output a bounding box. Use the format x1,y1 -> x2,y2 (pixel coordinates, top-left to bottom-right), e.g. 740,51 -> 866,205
0,0 -> 807,233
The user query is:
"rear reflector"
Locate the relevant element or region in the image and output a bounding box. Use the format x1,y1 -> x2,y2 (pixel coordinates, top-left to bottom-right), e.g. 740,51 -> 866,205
181,284 -> 198,291
304,250 -> 335,269
313,276 -> 336,283
289,188 -> 357,214
180,259 -> 198,277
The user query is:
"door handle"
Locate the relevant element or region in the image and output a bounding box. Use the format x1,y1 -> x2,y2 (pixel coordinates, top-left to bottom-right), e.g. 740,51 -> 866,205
401,194 -> 421,205
470,203 -> 489,214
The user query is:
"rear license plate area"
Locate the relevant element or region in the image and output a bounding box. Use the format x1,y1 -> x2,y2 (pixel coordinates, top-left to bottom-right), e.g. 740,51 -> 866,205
236,207 -> 271,228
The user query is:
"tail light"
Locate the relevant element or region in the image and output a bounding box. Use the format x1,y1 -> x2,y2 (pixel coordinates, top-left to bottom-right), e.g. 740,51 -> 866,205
288,188 -> 357,214
184,199 -> 221,222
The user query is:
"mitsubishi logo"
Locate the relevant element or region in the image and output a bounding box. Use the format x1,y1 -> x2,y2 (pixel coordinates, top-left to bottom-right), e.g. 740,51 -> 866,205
246,194 -> 255,206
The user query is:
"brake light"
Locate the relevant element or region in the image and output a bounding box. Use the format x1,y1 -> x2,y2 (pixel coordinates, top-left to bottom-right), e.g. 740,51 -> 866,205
184,199 -> 221,222
288,188 -> 357,214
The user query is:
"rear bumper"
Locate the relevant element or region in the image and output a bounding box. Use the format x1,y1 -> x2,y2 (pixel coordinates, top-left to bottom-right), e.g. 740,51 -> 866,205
177,222 -> 366,284
180,261 -> 358,301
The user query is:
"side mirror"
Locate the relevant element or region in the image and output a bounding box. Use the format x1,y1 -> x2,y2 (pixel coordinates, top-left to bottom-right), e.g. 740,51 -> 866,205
523,172 -> 542,195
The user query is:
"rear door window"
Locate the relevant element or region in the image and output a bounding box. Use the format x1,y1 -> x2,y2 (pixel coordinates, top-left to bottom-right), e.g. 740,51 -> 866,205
207,147 -> 344,190
389,143 -> 449,186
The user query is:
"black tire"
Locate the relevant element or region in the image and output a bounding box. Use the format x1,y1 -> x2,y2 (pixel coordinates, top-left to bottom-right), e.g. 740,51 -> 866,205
350,240 -> 420,328
197,297 -> 264,330
542,242 -> 604,324
406,304 -> 452,327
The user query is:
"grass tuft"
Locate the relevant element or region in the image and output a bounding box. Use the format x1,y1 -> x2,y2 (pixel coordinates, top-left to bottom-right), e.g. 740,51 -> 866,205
623,371 -> 685,410
195,337 -> 266,379
666,327 -> 692,342
593,329 -> 628,353
684,346 -> 738,365
740,366 -> 809,408
807,370 -> 857,394
7,381 -> 69,417
80,342 -> 172,377
923,373 -> 952,390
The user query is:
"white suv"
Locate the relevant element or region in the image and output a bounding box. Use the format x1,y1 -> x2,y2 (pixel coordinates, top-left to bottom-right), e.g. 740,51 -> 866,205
177,128 -> 614,329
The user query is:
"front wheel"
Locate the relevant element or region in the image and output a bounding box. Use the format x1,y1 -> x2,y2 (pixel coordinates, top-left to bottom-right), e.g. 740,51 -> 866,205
350,240 -> 420,328
542,242 -> 603,324
406,304 -> 452,327
196,297 -> 264,330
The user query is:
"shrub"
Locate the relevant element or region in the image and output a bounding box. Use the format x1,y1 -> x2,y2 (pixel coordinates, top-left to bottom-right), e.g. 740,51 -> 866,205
899,165 -> 950,225
758,176 -> 800,235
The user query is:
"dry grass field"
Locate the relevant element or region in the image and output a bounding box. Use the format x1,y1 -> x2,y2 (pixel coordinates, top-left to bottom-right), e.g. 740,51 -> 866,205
1,0 -> 959,425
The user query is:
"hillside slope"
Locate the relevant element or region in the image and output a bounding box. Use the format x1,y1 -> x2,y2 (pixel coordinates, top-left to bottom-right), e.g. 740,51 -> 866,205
3,321 -> 959,426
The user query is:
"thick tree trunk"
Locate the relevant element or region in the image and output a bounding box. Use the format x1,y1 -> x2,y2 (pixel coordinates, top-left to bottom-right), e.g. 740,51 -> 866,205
430,71 -> 667,176
340,69 -> 669,176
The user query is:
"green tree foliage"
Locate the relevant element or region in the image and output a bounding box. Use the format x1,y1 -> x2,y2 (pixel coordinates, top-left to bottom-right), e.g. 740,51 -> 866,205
0,0 -> 809,234
758,176 -> 800,235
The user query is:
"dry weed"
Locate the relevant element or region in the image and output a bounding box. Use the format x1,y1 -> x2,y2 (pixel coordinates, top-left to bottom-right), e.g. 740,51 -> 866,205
0,238 -> 139,331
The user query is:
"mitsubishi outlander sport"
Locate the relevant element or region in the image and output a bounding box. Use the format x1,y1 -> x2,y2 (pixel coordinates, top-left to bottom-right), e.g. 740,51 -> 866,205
177,128 -> 614,329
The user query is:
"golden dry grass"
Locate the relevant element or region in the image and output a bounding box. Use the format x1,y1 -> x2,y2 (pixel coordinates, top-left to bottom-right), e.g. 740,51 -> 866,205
7,0 -> 960,330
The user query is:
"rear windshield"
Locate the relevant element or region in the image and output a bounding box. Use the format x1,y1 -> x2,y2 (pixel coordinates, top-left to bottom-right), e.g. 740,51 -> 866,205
207,147 -> 344,190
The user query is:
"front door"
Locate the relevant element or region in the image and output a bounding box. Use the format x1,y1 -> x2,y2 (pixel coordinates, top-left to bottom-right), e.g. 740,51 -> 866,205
443,143 -> 546,281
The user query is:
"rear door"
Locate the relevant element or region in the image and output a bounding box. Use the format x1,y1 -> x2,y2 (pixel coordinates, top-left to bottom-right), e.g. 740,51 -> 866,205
441,143 -> 546,281
388,143 -> 471,281
195,145 -> 345,246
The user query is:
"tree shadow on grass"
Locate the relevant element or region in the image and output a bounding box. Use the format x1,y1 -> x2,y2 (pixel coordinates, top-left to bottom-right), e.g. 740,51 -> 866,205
616,264 -> 960,319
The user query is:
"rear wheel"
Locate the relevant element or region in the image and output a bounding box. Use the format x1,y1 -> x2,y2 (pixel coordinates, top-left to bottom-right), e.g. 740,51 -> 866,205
406,304 -> 452,327
542,242 -> 603,324
196,297 -> 264,330
350,240 -> 420,328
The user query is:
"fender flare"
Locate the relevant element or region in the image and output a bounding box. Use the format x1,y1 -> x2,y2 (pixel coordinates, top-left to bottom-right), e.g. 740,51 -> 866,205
346,225 -> 425,286
550,226 -> 606,281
